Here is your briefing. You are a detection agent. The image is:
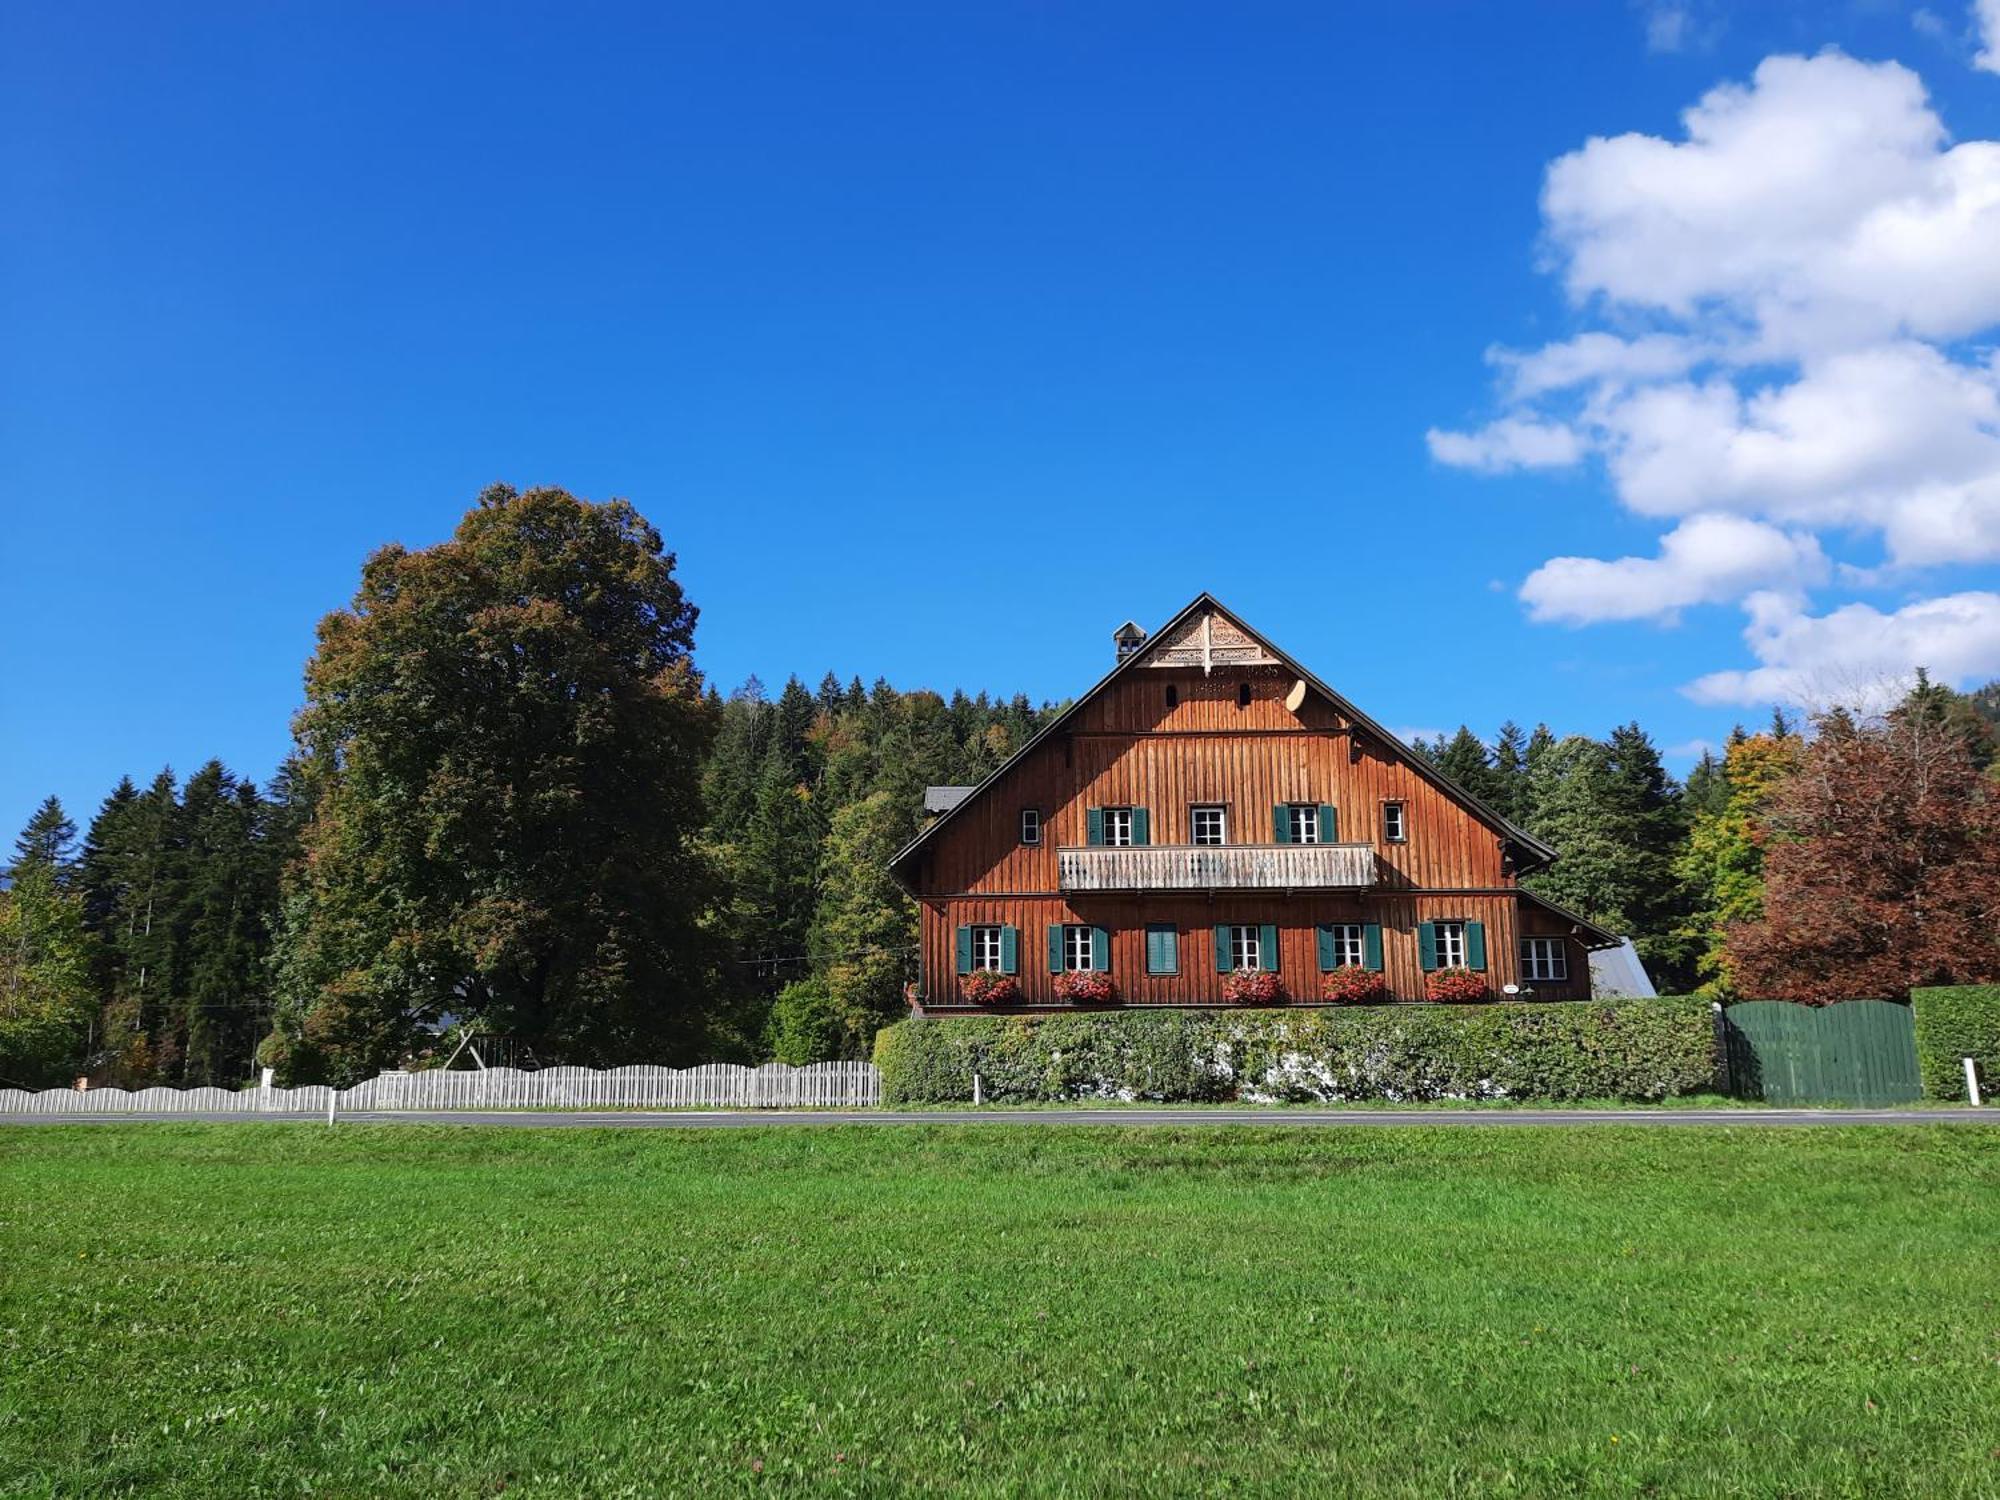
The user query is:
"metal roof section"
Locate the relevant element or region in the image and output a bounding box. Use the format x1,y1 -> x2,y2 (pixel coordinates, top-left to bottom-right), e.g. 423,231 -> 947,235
1589,938 -> 1659,997
922,785 -> 976,815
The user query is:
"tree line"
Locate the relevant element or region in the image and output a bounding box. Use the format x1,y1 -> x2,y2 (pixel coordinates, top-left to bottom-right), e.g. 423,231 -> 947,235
4,485 -> 1996,1088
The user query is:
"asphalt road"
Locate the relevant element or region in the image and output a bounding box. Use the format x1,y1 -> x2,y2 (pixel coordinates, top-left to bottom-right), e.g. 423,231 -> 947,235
7,1107 -> 1998,1128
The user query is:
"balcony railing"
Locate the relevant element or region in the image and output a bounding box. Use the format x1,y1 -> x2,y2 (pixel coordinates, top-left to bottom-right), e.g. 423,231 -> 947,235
1057,843 -> 1376,893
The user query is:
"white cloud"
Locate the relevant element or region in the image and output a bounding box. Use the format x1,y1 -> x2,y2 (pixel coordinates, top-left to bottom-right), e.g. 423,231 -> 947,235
1541,52 -> 2000,350
1683,590 -> 2000,707
1432,47 -> 2000,687
1978,0 -> 2000,73
1520,514 -> 1826,624
1388,726 -> 1445,747
1425,416 -> 1584,472
1645,3 -> 1692,53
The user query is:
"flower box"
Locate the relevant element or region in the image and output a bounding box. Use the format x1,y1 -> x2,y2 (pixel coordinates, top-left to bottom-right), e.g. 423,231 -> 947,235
1221,968 -> 1285,1005
960,971 -> 1020,1006
1424,966 -> 1488,1003
1321,966 -> 1389,1004
1052,970 -> 1118,1004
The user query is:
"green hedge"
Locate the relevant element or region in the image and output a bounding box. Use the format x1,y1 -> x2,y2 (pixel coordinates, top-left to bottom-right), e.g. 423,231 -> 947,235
1911,985 -> 2000,1100
874,998 -> 1718,1105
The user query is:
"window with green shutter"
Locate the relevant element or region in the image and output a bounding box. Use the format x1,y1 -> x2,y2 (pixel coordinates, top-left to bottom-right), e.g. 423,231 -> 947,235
1259,924 -> 1279,972
1464,921 -> 1487,971
1213,924 -> 1233,973
1146,924 -> 1179,975
1129,807 -> 1150,846
1417,921 -> 1439,971
1362,922 -> 1383,971
1090,926 -> 1110,972
999,925 -> 1019,975
1047,924 -> 1065,973
1085,807 -> 1105,846
1319,804 -> 1338,842
955,926 -> 973,975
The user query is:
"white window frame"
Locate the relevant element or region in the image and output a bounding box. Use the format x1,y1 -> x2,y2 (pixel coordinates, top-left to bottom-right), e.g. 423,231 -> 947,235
969,925 -> 1004,972
1327,922 -> 1364,969
1020,808 -> 1040,846
1064,924 -> 1095,972
1383,802 -> 1406,843
1191,805 -> 1227,846
1229,924 -> 1261,971
1434,920 -> 1467,969
1287,804 -> 1320,845
1102,807 -> 1134,847
1520,936 -> 1567,982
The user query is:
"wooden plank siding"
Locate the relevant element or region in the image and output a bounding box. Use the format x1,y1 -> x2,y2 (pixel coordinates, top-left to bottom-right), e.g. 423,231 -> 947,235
898,604 -> 1610,1012
919,893 -> 1593,1009
908,670 -> 1518,898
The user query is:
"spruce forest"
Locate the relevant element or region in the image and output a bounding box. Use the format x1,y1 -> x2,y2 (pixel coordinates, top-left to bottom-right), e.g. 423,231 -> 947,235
4,487 -> 1998,1089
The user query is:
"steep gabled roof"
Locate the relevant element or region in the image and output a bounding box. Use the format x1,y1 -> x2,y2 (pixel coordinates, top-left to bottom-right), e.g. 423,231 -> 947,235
888,592 -> 1559,887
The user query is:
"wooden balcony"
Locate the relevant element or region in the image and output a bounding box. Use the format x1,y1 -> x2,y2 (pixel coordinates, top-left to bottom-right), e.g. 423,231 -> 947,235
1057,842 -> 1376,893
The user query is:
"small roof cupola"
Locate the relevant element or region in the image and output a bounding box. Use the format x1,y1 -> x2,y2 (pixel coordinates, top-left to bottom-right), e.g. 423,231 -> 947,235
1112,621 -> 1148,661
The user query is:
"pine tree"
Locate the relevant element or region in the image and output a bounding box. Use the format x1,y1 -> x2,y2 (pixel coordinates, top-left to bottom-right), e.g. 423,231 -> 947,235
1434,727 -> 1503,807
1490,721 -> 1529,823
1521,737 -> 1640,937
1602,723 -> 1692,989
10,796 -> 77,881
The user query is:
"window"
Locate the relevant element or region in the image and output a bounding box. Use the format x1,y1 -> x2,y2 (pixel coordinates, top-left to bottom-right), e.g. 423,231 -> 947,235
1019,808 -> 1040,845
1383,802 -> 1406,843
969,925 -> 1005,972
1064,924 -> 1097,972
1102,807 -> 1134,847
1520,937 -> 1567,982
1229,924 -> 1262,971
1287,804 -> 1320,845
1433,920 -> 1466,968
1191,805 -> 1227,846
1325,923 -> 1365,969
1165,684 -> 1179,708
1146,924 -> 1179,975
1237,682 -> 1252,708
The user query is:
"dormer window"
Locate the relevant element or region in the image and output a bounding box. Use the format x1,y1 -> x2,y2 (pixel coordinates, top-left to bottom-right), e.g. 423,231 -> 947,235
1020,808 -> 1041,845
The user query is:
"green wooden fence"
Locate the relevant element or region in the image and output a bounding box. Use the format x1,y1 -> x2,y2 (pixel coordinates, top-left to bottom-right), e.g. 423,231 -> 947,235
1721,1000 -> 1921,1105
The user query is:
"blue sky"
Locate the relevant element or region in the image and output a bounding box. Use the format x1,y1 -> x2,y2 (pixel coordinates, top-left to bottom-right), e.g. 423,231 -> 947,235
6,1 -> 2000,837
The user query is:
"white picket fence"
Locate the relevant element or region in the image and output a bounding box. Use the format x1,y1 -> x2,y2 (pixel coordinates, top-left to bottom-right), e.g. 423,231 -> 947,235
0,1062 -> 881,1115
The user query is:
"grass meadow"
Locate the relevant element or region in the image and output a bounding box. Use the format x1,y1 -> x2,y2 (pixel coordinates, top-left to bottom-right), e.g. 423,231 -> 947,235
3,1123 -> 1998,1497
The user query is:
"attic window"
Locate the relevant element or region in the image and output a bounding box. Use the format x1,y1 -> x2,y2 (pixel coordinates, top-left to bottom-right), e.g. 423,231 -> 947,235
1165,684 -> 1178,708
1236,682 -> 1252,708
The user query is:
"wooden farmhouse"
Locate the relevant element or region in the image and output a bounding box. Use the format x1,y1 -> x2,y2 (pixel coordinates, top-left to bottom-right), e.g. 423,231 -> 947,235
888,595 -> 1619,1010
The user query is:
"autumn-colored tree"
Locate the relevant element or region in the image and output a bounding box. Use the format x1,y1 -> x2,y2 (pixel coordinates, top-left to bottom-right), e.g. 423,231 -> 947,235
1726,701 -> 2000,1000
265,485 -> 717,1081
1671,726 -> 1801,996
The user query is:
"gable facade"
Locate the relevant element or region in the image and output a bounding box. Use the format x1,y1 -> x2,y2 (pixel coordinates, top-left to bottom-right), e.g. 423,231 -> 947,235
890,596 -> 1617,1010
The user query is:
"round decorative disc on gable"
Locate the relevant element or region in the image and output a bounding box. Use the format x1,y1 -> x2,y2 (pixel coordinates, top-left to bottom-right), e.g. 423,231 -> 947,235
1284,678 -> 1307,713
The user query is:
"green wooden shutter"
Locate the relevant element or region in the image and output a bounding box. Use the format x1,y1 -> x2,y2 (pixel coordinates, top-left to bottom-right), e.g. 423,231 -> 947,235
1316,925 -> 1334,971
1214,924 -> 1233,973
955,926 -> 972,975
1272,805 -> 1290,843
1465,921 -> 1487,971
1362,923 -> 1383,971
1091,926 -> 1110,972
1146,924 -> 1178,975
1130,807 -> 1150,846
1259,924 -> 1280,972
1048,924 -> 1065,973
1000,925 -> 1019,975
1086,807 -> 1105,846
1319,804 -> 1338,842
1418,921 -> 1439,971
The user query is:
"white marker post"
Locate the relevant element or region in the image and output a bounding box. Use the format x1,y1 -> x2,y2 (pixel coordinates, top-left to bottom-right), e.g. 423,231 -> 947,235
326,1090 -> 336,1126
973,1073 -> 984,1106
1966,1057 -> 1984,1108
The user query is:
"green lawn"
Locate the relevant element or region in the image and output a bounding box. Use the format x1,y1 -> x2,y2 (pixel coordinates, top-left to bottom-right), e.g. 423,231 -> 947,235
4,1125 -> 1998,1497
